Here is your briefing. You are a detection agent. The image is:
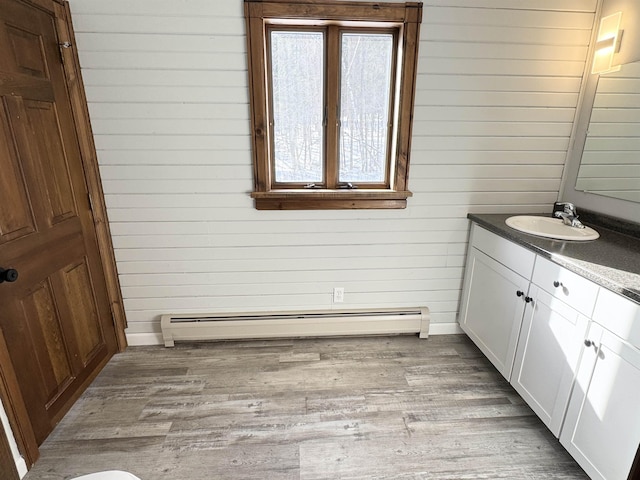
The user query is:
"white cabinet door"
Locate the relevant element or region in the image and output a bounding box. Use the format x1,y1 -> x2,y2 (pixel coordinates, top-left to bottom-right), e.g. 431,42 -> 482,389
560,323 -> 640,480
459,247 -> 529,380
511,285 -> 589,436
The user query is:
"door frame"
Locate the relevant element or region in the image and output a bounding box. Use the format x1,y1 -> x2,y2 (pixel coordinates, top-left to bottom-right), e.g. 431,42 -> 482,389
0,0 -> 127,468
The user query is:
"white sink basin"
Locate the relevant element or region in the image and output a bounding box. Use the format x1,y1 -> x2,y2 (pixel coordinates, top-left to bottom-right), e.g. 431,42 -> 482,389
505,215 -> 599,241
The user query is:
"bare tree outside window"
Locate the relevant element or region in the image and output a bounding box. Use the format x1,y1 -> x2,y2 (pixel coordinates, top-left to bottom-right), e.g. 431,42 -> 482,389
339,33 -> 394,184
270,31 -> 324,183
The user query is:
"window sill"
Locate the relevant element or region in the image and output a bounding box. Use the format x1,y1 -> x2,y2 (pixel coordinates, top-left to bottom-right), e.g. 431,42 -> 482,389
250,189 -> 412,210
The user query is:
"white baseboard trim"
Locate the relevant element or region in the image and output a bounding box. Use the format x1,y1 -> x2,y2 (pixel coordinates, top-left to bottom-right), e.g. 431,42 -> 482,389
126,322 -> 463,347
126,332 -> 163,346
16,458 -> 27,479
428,322 -> 464,335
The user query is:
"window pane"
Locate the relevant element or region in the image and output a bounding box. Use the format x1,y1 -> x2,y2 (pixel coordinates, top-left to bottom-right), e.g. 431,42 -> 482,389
270,31 -> 324,183
339,33 -> 393,184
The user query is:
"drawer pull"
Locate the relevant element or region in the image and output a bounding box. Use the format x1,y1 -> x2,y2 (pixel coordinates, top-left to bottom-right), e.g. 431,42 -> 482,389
553,280 -> 563,288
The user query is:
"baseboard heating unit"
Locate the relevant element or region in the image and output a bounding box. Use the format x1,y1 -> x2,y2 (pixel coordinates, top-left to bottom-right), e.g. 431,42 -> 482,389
160,307 -> 430,347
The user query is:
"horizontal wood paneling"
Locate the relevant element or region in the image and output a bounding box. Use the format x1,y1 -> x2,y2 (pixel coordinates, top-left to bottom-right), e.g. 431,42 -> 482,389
82,70 -> 248,87
93,135 -> 250,151
415,106 -> 577,122
121,278 -> 464,300
109,218 -> 470,236
423,0 -> 597,12
118,267 -> 465,287
85,86 -> 249,104
111,231 -> 471,249
415,91 -> 580,107
78,52 -> 247,71
88,103 -> 249,120
69,0 -> 243,16
418,75 -> 581,93
113,244 -> 459,262
422,7 -> 593,29
92,119 -> 251,136
75,33 -> 246,54
67,0 -> 595,337
418,59 -> 586,76
412,137 -> 569,151
71,15 -> 244,35
422,25 -> 592,45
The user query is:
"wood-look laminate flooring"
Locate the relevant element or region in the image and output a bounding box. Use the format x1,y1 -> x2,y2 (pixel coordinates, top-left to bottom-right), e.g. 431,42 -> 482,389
25,334 -> 588,479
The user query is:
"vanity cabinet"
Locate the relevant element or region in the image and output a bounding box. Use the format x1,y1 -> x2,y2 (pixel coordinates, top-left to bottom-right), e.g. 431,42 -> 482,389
510,255 -> 596,436
459,224 -> 534,379
461,222 -> 640,480
560,289 -> 640,480
460,225 -> 593,436
510,284 -> 589,436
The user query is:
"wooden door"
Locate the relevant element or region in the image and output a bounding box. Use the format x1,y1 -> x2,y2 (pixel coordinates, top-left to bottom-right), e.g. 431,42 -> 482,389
0,0 -> 118,451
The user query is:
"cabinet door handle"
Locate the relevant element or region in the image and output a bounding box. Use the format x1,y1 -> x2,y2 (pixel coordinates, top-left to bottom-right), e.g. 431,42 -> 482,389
553,281 -> 562,288
516,291 -> 533,303
584,339 -> 598,352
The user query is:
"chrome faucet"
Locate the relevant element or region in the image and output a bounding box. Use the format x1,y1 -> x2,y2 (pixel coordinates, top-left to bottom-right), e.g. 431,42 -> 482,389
554,202 -> 585,228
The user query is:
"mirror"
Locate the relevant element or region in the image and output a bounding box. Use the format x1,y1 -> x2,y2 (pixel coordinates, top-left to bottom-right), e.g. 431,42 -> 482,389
575,60 -> 640,203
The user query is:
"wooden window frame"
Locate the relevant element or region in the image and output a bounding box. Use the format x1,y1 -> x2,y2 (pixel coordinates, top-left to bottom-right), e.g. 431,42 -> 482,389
244,0 -> 422,210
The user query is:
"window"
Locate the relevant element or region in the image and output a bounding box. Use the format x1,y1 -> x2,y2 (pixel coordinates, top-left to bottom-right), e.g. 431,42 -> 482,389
244,0 -> 422,209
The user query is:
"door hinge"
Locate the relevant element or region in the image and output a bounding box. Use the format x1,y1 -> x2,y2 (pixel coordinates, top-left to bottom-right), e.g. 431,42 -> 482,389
58,41 -> 72,63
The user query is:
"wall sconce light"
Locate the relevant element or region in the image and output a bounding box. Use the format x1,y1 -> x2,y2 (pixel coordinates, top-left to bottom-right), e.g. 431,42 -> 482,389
592,11 -> 623,74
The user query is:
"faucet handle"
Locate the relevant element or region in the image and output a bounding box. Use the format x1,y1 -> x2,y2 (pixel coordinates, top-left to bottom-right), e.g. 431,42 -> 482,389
554,202 -> 576,215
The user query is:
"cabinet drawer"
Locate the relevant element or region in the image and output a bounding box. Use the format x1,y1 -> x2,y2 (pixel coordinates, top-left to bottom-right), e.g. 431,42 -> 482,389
593,288 -> 640,348
471,224 -> 535,279
532,256 -> 599,317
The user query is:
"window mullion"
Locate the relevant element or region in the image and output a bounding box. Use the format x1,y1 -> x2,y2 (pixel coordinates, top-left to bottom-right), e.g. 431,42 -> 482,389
325,25 -> 340,189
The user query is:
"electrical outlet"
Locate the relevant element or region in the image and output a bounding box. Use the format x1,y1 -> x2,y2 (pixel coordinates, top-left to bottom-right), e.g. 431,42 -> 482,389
333,287 -> 344,303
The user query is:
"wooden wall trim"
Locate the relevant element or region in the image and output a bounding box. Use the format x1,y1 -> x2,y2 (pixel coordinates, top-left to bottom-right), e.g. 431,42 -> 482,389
55,2 -> 128,351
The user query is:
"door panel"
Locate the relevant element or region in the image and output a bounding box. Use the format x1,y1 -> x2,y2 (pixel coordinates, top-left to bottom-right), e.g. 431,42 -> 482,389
21,280 -> 74,401
0,102 -> 35,244
24,99 -> 77,224
5,23 -> 48,79
0,0 -> 118,449
60,259 -> 104,365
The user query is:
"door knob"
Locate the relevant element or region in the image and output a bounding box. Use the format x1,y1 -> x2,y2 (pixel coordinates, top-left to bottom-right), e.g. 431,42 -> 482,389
0,268 -> 19,283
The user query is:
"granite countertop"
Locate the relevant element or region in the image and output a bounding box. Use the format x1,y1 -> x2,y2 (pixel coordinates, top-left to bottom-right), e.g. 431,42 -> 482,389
468,213 -> 640,305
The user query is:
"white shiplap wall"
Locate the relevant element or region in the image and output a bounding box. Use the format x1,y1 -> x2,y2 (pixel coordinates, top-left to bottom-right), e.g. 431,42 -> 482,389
67,0 -> 597,343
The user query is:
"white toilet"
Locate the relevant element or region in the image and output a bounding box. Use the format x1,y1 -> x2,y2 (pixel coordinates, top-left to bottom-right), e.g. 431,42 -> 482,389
71,471 -> 141,480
